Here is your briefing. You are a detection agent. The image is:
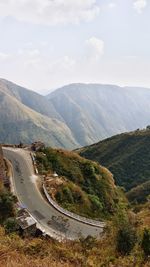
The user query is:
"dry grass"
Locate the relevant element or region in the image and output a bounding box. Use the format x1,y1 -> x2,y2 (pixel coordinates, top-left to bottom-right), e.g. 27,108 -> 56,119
136,202 -> 150,230
0,208 -> 150,267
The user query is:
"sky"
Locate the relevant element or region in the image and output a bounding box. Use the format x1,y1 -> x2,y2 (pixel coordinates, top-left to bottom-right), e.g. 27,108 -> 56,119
0,0 -> 150,94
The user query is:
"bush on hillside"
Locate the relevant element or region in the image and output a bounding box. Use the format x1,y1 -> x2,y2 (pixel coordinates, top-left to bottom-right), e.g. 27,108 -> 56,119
116,224 -> 137,255
4,217 -> 19,234
141,228 -> 150,256
0,190 -> 16,223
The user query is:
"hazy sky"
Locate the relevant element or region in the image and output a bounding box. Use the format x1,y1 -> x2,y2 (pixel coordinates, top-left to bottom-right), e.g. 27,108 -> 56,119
0,0 -> 150,94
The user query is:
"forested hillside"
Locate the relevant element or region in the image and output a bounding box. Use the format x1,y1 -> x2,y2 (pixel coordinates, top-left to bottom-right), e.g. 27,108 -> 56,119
78,128 -> 150,203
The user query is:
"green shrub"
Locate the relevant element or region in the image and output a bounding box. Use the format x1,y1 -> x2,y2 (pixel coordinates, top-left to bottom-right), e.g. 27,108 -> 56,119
4,217 -> 19,234
116,225 -> 137,255
84,162 -> 96,178
0,191 -> 15,223
55,191 -> 63,202
141,228 -> 150,256
80,235 -> 96,250
62,186 -> 74,203
89,194 -> 103,211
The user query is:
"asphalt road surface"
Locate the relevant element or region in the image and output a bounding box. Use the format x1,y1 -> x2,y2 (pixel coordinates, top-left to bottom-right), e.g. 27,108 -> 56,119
3,147 -> 105,240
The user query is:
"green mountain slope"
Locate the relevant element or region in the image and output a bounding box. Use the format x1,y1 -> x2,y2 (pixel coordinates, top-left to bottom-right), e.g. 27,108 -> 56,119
47,83 -> 150,146
0,82 -> 78,148
36,148 -> 125,219
78,129 -> 150,192
126,181 -> 150,204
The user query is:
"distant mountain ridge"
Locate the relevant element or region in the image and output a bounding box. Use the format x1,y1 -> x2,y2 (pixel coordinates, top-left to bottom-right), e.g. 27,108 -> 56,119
0,79 -> 61,119
0,79 -> 78,148
47,83 -> 150,146
1,79 -> 150,148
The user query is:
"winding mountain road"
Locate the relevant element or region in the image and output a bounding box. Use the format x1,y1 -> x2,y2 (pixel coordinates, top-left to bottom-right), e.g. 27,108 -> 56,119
3,147 -> 105,240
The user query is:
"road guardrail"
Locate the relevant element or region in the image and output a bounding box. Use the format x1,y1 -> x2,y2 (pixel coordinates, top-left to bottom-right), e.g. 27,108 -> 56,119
43,184 -> 105,228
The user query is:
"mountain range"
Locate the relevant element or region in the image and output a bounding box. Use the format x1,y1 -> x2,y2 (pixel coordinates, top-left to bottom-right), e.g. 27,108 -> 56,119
1,79 -> 150,148
0,79 -> 77,149
47,83 -> 150,146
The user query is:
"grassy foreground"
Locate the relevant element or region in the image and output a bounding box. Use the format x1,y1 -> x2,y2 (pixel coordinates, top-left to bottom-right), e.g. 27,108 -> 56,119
0,202 -> 149,267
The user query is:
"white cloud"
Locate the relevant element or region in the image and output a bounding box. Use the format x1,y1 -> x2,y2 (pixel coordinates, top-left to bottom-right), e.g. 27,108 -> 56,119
86,37 -> 104,61
27,49 -> 40,57
18,48 -> 40,57
40,55 -> 75,74
17,48 -> 42,69
0,0 -> 100,25
107,2 -> 116,9
133,0 -> 147,13
0,52 -> 10,61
